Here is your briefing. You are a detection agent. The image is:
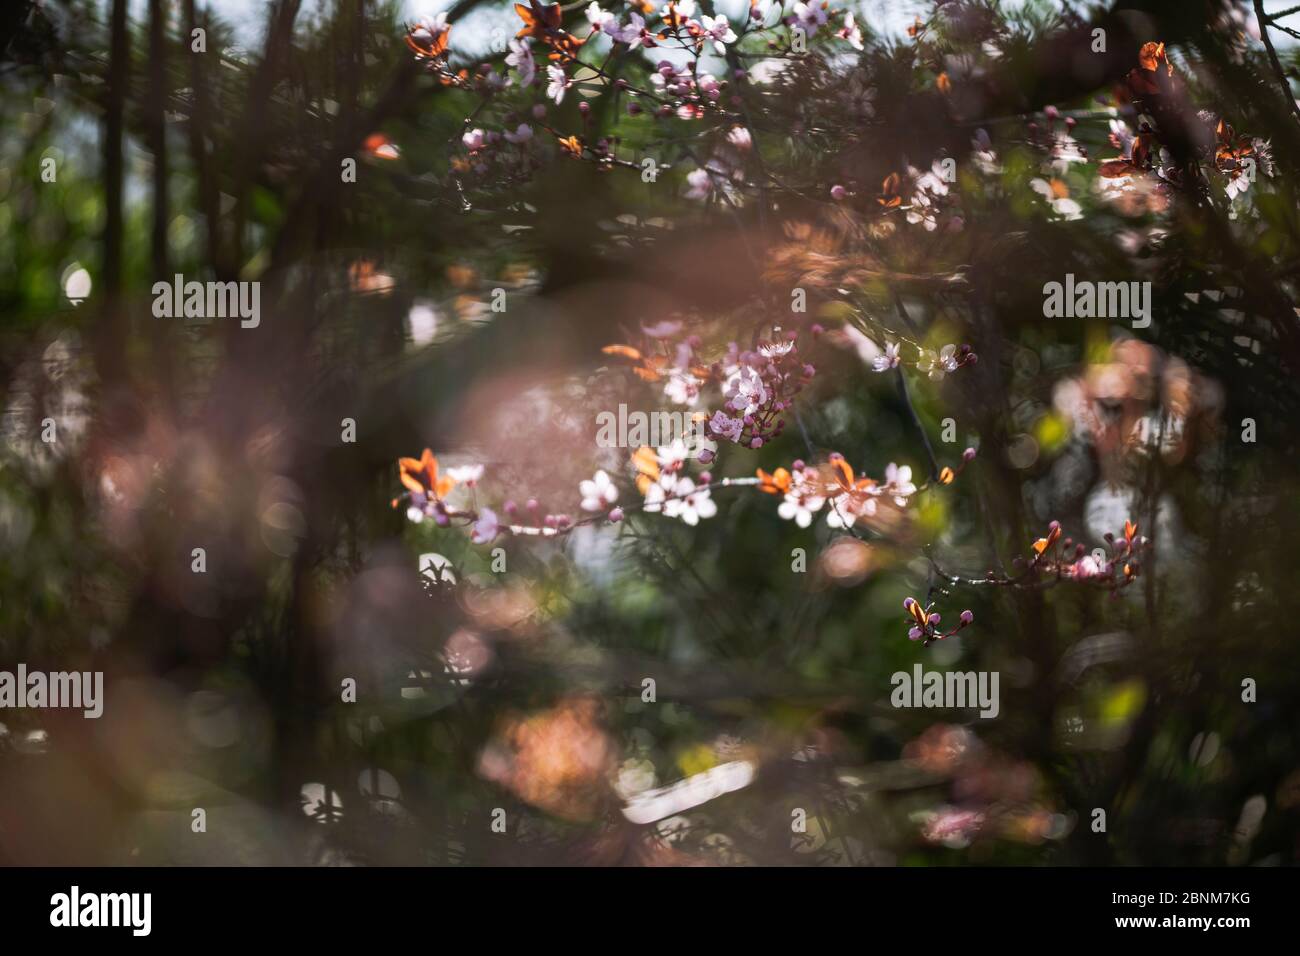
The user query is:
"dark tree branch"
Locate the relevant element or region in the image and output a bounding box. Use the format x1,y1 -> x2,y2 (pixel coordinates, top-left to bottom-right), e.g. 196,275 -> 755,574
1254,0 -> 1300,128
95,0 -> 130,384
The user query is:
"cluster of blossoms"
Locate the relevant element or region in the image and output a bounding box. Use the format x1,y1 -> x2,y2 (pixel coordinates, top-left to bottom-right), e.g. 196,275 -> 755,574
865,337 -> 977,382
604,327 -> 816,454
930,518 -> 1149,597
391,441 -> 732,541
395,449 -> 481,525
1094,41 -> 1273,200
1022,105 -> 1088,220
1023,519 -> 1147,591
398,1 -> 867,192
902,597 -> 974,645
757,447 -> 975,530
630,441 -> 718,525
393,438 -> 979,543
831,162 -> 964,233
1208,115 -> 1274,200
705,335 -> 815,450
397,16 -> 1277,250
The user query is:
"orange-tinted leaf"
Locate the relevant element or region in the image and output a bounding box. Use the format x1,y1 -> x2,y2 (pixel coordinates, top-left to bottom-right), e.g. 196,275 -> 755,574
1099,159 -> 1137,178
1032,524 -> 1061,555
406,23 -> 451,58
877,172 -> 902,207
831,457 -> 855,491
602,344 -> 644,362
632,446 -> 660,480
1138,41 -> 1164,72
757,467 -> 791,495
907,599 -> 928,627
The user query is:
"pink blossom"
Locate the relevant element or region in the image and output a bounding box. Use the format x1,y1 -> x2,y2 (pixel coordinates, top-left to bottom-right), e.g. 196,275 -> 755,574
470,508 -> 500,543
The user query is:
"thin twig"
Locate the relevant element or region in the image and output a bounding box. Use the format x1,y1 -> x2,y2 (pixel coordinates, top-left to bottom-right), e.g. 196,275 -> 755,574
1254,0 -> 1300,127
